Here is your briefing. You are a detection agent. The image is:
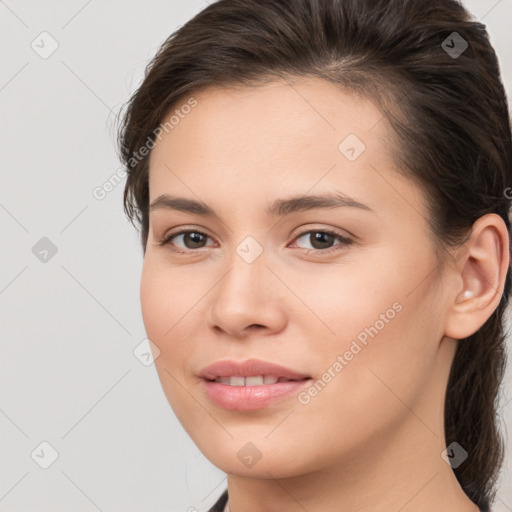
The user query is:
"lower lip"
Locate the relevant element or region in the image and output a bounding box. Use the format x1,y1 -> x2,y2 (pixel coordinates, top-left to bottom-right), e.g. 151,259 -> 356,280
201,378 -> 312,411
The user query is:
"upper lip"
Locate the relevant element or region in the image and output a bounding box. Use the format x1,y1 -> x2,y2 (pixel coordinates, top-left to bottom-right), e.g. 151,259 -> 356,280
199,358 -> 311,381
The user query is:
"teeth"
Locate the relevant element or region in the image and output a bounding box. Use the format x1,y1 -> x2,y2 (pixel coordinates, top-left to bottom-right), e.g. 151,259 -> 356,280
230,376 -> 245,386
213,375 -> 288,386
245,376 -> 264,386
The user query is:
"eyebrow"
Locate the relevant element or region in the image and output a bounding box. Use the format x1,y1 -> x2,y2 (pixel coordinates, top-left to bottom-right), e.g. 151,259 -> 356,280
149,192 -> 373,218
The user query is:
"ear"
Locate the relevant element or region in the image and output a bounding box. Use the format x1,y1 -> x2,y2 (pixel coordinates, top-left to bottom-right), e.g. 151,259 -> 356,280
444,213 -> 510,340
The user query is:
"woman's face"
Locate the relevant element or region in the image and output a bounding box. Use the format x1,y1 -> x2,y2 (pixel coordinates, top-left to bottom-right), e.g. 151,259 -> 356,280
141,78 -> 453,478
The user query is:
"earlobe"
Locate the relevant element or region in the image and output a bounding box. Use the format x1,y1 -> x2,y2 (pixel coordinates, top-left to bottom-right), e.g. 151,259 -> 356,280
454,289 -> 474,304
445,214 -> 510,340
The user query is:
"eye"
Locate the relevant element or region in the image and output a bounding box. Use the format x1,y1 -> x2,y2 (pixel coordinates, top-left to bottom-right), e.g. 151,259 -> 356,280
290,229 -> 353,254
157,227 -> 353,255
157,229 -> 214,252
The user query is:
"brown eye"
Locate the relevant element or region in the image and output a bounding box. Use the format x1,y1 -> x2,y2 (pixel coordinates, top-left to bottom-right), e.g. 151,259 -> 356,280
291,229 -> 353,254
159,230 -> 213,251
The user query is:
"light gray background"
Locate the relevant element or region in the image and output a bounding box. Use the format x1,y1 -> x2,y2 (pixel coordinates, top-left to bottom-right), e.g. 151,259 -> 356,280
1,1 -> 511,511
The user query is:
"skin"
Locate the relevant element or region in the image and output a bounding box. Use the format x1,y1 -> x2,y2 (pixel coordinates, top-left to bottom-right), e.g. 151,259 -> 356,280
141,77 -> 509,512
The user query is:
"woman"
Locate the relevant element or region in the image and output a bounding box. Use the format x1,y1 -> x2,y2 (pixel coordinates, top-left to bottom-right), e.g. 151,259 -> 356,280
116,0 -> 511,511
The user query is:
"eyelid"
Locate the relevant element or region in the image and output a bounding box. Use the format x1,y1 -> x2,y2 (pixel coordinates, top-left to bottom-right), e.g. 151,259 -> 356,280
291,224 -> 354,240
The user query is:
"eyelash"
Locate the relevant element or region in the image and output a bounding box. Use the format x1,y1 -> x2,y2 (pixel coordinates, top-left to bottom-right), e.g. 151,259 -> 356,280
157,228 -> 353,256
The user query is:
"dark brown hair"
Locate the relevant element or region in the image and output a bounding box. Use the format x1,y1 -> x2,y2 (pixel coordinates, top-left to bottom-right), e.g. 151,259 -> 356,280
116,0 -> 512,508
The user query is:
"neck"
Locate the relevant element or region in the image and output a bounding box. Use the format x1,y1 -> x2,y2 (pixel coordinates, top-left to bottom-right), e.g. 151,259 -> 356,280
225,423 -> 481,512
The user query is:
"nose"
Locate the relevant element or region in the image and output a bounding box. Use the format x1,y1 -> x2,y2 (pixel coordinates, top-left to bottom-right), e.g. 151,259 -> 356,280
205,251 -> 287,338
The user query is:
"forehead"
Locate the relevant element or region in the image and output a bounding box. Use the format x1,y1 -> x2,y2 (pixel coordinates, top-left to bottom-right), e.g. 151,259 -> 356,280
150,78 -> 388,173
153,78 -> 388,158
147,77 -> 427,225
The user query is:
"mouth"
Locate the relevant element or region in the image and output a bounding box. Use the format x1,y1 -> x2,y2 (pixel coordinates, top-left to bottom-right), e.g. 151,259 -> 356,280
201,376 -> 313,411
198,358 -> 312,382
204,375 -> 312,386
198,359 -> 313,410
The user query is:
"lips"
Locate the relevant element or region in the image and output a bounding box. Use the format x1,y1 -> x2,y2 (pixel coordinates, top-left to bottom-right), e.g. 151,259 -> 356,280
198,358 -> 311,381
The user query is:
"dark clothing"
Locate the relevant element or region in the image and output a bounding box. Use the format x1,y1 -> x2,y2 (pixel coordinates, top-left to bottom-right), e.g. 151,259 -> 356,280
208,489 -> 228,512
207,488 -> 491,512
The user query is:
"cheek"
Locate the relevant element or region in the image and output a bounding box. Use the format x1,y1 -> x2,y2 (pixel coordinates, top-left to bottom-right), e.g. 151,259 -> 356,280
294,248 -> 440,418
288,296 -> 438,470
139,257 -> 192,376
140,260 -> 168,340
139,257 -> 202,420
277,251 -> 404,346
140,254 -> 200,339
